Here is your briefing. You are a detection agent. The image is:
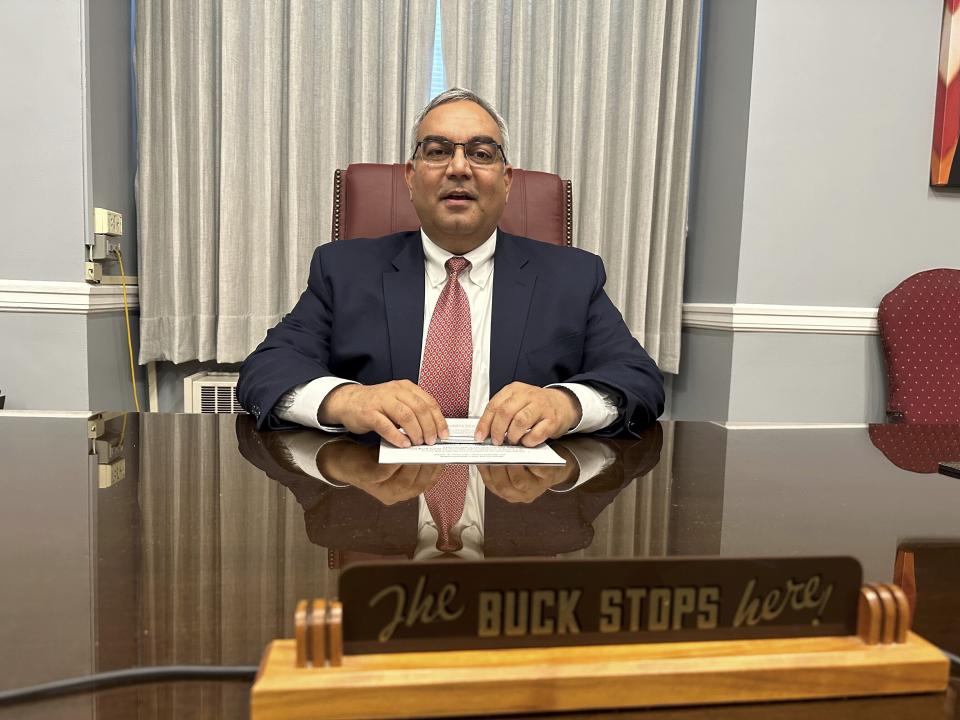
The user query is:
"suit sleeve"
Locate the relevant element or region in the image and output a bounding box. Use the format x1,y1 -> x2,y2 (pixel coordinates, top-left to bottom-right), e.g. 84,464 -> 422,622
564,255 -> 665,437
237,247 -> 337,429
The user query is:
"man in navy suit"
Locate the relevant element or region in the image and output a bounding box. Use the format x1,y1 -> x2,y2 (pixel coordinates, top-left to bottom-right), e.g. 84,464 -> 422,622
238,88 -> 664,445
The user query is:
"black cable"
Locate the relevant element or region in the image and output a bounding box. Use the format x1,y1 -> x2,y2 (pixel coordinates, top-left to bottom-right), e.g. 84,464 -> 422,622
0,665 -> 258,706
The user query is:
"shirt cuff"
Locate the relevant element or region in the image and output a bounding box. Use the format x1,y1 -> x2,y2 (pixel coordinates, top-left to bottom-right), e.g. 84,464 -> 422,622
549,382 -> 619,434
281,432 -> 351,487
274,377 -> 358,431
549,438 -> 618,492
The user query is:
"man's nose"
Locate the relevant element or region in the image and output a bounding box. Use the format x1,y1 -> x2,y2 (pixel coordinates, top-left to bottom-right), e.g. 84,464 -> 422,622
445,145 -> 473,177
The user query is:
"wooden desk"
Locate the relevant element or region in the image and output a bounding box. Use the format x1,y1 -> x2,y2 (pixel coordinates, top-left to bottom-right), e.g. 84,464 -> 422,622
0,414 -> 957,719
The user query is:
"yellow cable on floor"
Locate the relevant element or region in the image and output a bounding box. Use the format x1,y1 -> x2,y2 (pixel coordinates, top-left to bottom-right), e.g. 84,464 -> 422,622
112,249 -> 141,413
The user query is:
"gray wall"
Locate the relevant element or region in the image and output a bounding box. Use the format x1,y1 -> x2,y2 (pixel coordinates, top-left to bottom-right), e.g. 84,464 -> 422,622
671,329 -> 733,421
0,0 -> 89,282
683,0 -> 756,305
86,0 -> 143,412
0,0 -> 141,413
1,314 -> 89,410
89,0 -> 139,273
88,311 -> 147,411
674,0 -> 960,423
672,0 -> 758,422
737,0 -> 958,306
728,333 -> 887,423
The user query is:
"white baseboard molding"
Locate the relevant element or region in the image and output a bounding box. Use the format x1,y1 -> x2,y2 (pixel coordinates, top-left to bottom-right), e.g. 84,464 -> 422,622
715,421 -> 870,430
683,303 -> 878,335
0,279 -> 139,314
0,410 -> 95,418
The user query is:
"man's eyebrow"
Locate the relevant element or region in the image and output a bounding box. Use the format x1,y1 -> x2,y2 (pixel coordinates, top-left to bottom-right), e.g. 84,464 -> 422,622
419,134 -> 499,144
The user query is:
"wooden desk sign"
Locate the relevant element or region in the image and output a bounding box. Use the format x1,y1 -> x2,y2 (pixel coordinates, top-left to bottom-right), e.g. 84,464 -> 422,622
252,558 -> 949,720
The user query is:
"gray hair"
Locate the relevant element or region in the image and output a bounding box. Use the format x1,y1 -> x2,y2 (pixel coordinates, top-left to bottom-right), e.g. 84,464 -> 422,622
409,87 -> 510,162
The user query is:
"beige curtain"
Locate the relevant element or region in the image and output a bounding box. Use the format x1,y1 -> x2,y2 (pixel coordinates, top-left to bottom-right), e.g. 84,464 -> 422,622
440,0 -> 700,373
136,0 -> 438,363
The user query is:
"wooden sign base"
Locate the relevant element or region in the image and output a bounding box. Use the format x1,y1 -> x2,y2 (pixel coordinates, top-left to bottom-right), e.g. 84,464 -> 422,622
251,585 -> 949,720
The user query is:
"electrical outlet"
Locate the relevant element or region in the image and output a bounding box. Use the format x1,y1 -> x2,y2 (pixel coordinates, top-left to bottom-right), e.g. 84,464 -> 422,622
98,458 -> 125,488
94,208 -> 123,236
85,261 -> 102,284
90,234 -> 120,260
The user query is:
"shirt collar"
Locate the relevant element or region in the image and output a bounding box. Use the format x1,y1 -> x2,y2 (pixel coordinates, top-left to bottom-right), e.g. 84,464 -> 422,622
421,229 -> 497,289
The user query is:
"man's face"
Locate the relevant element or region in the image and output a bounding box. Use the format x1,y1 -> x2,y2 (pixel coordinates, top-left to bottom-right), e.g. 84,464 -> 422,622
405,100 -> 512,254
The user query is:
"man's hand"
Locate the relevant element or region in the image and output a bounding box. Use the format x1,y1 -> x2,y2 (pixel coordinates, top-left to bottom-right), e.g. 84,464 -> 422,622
479,446 -> 578,503
316,441 -> 441,505
318,380 -> 449,447
474,382 -> 582,446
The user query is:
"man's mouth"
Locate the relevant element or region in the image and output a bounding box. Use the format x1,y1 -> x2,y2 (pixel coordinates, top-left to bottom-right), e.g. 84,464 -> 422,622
441,189 -> 476,203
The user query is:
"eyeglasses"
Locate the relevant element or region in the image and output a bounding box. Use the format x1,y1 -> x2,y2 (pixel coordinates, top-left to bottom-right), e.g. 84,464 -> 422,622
413,136 -> 508,166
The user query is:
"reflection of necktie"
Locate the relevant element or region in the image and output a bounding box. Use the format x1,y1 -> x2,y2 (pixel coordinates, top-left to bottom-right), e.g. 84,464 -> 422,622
420,257 -> 471,552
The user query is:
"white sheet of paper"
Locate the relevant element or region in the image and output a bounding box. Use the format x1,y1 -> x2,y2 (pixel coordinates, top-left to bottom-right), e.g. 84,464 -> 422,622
379,442 -> 565,464
439,417 -> 483,443
382,417 -> 565,464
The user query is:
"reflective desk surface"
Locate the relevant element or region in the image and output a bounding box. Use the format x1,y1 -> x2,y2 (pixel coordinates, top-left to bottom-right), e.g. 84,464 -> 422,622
1,413 -> 959,719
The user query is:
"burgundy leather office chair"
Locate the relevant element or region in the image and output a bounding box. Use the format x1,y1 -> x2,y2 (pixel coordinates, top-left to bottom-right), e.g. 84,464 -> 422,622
330,163 -> 572,246
877,268 -> 960,423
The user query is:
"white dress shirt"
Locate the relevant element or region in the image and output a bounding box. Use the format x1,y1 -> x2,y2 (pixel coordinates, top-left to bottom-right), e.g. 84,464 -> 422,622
277,230 -> 619,433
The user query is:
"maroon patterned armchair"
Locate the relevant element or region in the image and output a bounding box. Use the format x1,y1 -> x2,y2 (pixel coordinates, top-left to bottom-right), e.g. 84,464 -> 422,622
877,268 -> 960,423
330,163 -> 572,246
868,423 -> 960,473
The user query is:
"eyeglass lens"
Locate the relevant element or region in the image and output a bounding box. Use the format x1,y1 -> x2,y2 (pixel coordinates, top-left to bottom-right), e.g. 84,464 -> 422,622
419,139 -> 502,165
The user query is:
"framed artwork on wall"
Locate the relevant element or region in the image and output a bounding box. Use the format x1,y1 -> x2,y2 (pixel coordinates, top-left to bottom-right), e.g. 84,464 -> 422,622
932,0 -> 960,186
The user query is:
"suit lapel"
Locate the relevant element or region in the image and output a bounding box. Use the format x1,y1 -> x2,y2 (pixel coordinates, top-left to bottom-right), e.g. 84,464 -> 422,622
383,235 -> 425,383
490,231 -> 535,395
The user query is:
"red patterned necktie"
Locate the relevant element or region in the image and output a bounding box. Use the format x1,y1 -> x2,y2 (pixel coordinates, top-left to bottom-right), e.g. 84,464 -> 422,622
419,256 -> 472,552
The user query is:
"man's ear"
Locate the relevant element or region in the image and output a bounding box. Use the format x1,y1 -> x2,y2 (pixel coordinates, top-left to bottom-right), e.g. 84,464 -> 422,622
503,164 -> 513,200
404,160 -> 415,199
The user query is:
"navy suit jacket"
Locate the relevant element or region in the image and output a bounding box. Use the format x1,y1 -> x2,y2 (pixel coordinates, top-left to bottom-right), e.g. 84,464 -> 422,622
237,230 -> 664,436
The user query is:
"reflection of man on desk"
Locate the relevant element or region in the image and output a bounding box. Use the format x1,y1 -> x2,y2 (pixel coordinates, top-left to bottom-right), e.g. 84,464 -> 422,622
237,88 -> 664,447
235,416 -> 664,562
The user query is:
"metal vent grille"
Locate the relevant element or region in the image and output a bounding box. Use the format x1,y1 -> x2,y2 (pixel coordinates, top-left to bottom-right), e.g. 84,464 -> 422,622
184,372 -> 245,414
198,385 -> 242,413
